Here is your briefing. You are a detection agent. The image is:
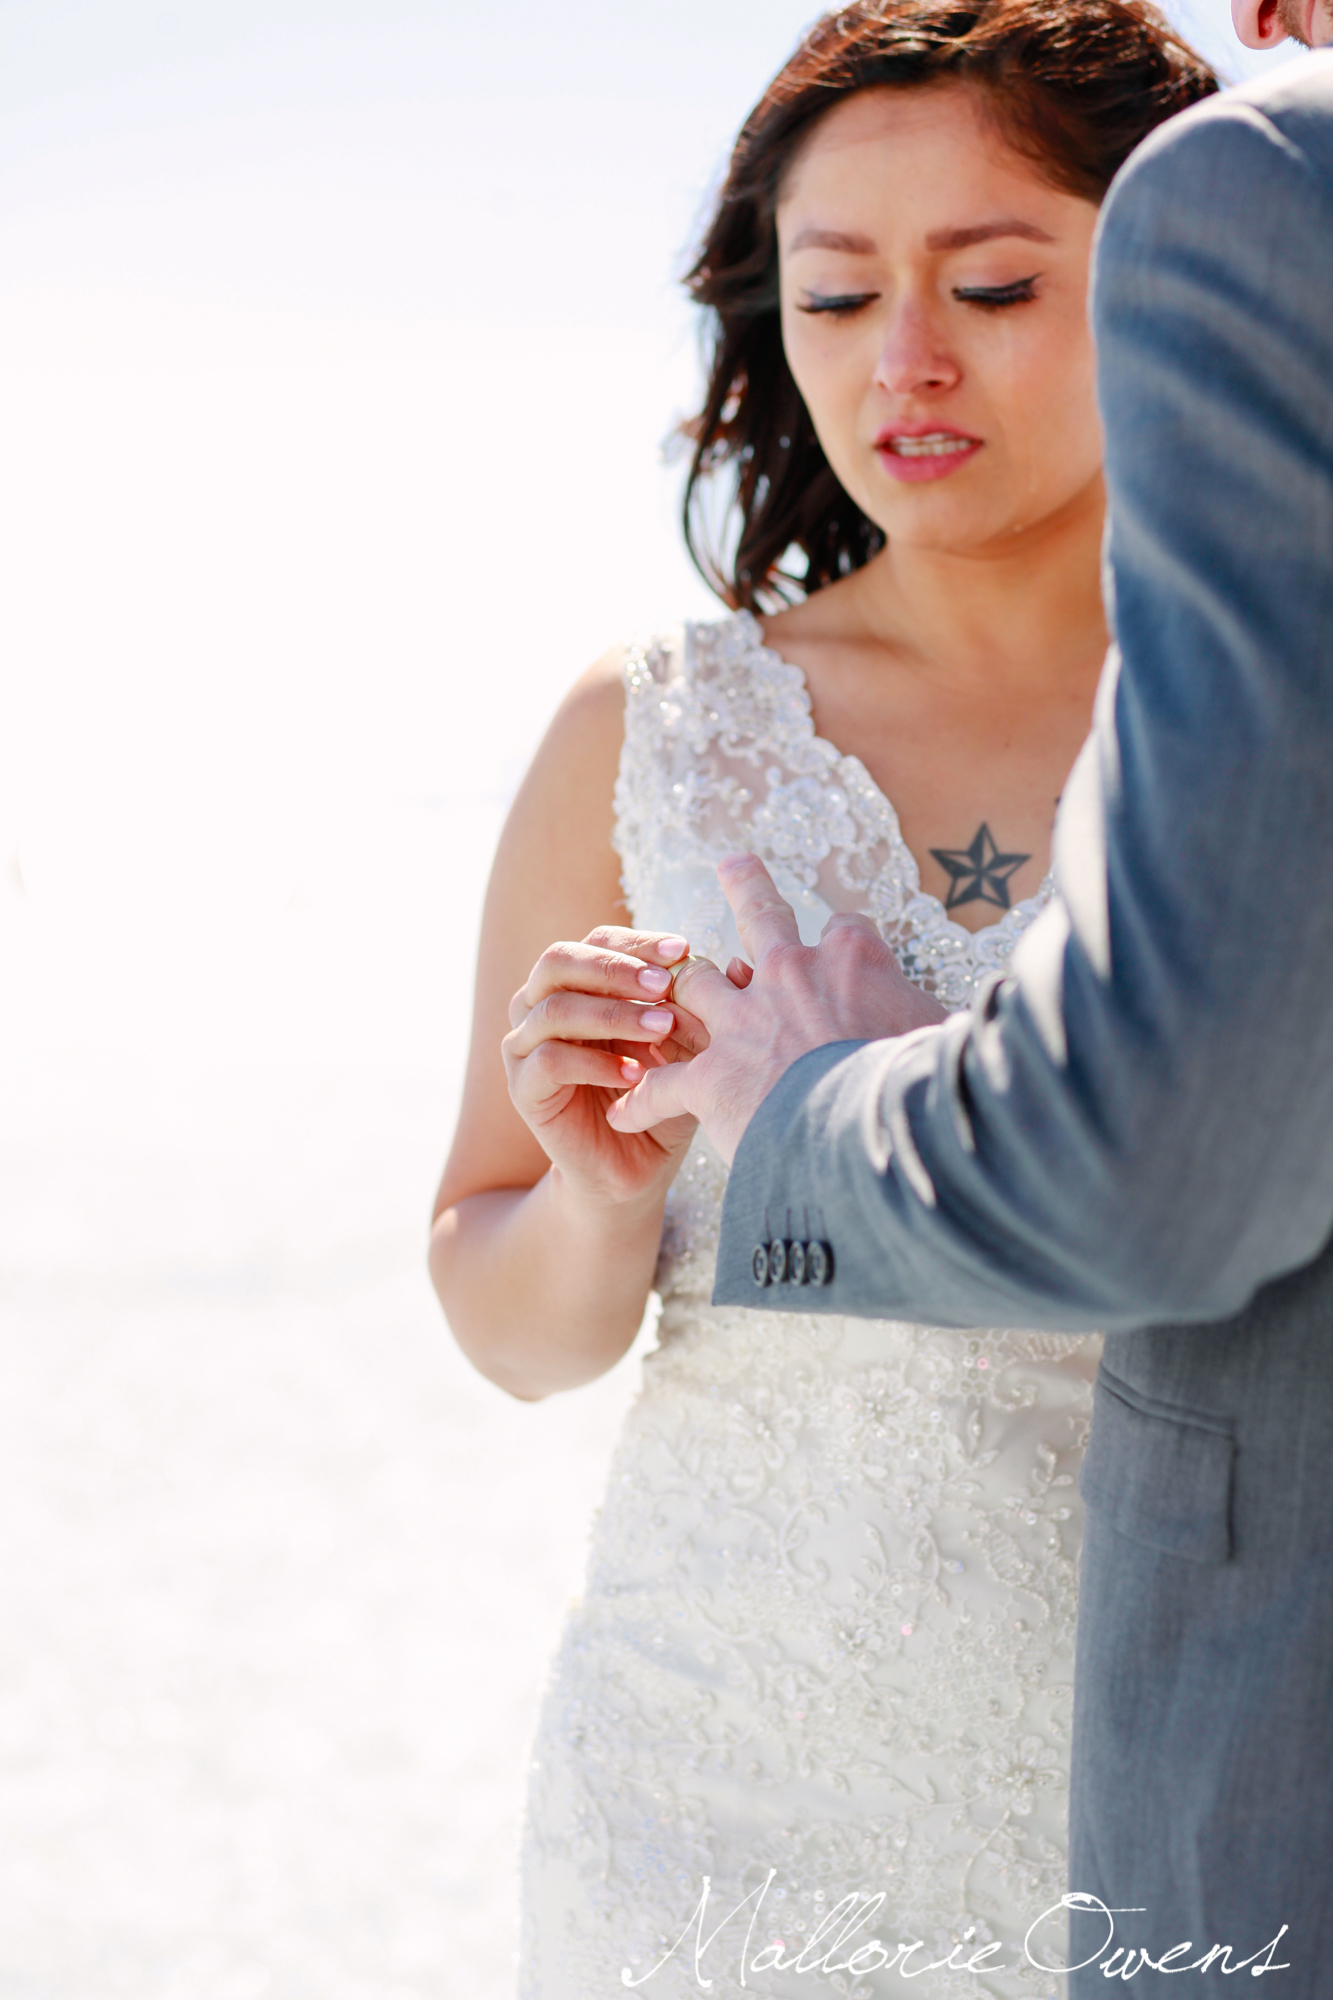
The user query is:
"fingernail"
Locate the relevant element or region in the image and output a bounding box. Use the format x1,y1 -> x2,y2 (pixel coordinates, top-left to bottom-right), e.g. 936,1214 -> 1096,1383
656,936 -> 689,962
620,1058 -> 642,1080
638,965 -> 671,994
639,1007 -> 674,1031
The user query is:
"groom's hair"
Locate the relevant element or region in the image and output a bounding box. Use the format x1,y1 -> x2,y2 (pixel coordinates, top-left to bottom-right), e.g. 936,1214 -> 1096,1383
680,0 -> 1218,613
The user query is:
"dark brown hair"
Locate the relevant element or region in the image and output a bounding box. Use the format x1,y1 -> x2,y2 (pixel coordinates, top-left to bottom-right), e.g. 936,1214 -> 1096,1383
681,0 -> 1217,610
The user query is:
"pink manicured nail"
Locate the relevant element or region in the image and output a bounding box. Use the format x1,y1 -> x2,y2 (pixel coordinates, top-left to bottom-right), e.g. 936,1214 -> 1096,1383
638,965 -> 671,993
620,1058 -> 642,1080
717,852 -> 754,874
655,936 -> 689,961
639,1008 -> 674,1031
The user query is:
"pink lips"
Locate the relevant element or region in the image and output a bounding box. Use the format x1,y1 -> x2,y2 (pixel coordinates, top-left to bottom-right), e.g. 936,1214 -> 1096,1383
875,424 -> 982,484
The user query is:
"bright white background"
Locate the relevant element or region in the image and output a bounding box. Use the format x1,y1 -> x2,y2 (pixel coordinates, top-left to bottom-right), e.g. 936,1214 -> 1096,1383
0,4 -> 1297,1996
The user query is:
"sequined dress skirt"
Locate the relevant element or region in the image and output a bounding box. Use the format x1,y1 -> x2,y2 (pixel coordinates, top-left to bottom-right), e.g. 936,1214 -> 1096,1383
519,1144 -> 1100,2000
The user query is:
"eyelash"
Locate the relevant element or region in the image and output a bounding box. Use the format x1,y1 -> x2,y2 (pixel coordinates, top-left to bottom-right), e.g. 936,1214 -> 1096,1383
797,293 -> 877,317
796,275 -> 1041,317
952,276 -> 1040,310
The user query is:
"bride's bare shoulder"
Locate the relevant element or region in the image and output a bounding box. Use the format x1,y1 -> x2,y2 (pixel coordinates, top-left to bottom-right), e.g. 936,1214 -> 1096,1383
509,621 -> 693,830
501,645 -> 628,835
542,643 -> 630,760
485,644 -> 631,937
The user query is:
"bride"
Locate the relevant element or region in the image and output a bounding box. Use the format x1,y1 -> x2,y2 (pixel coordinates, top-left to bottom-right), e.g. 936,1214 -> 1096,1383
431,2 -> 1214,1993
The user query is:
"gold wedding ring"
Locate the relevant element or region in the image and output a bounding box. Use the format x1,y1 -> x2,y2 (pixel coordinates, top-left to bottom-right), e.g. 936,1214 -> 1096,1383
666,954 -> 713,1004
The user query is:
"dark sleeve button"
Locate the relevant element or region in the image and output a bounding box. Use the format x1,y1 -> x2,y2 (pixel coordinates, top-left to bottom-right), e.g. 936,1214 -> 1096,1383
787,1241 -> 807,1285
767,1239 -> 788,1284
751,1243 -> 771,1287
806,1241 -> 834,1286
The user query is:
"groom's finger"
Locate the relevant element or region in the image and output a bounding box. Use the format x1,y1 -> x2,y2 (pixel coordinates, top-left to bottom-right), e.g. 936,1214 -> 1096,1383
718,853 -> 803,961
667,953 -> 732,1029
605,1058 -> 695,1134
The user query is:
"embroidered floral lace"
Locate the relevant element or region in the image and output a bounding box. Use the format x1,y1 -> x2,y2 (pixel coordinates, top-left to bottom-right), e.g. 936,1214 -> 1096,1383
520,616 -> 1101,2000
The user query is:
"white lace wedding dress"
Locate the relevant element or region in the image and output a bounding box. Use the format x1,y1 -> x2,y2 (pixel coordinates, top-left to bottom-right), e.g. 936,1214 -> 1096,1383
519,614 -> 1100,2000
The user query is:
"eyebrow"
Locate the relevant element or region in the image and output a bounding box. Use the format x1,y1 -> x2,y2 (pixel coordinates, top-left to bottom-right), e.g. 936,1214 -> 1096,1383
786,218 -> 1056,255
924,219 -> 1056,251
786,226 -> 876,254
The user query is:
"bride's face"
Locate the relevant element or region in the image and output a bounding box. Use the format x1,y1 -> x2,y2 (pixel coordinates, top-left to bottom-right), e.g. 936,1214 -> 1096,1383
777,85 -> 1103,559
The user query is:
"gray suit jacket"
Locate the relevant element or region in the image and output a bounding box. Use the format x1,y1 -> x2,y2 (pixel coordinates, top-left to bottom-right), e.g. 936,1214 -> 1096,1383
714,56 -> 1333,1990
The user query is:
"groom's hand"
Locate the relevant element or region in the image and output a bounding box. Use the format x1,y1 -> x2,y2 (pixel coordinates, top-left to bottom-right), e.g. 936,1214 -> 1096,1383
605,853 -> 948,1163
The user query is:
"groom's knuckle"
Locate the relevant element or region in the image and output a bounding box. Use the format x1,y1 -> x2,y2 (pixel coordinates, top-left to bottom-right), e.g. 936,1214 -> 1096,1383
746,883 -> 785,920
830,922 -> 880,967
766,940 -> 807,981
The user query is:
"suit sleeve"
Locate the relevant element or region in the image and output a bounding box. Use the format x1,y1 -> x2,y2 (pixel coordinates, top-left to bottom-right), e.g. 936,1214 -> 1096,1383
714,69 -> 1333,1330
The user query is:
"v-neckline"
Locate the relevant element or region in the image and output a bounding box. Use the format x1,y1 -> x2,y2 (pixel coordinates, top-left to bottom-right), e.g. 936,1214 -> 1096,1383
734,610 -> 1057,951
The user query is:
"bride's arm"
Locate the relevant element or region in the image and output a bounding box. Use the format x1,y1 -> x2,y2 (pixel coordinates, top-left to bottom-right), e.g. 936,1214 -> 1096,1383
429,651 -> 694,1402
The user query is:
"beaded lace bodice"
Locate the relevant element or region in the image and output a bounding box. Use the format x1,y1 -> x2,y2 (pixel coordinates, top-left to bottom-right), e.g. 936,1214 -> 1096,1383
614,610 -> 1057,1010
521,617 -> 1099,2000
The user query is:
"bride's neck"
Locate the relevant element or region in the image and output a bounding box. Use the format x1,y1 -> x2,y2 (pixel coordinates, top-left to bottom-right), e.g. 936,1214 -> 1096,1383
831,472 -> 1107,696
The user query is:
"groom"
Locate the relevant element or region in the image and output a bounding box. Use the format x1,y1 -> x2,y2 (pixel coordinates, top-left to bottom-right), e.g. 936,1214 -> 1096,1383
608,8 -> 1333,1991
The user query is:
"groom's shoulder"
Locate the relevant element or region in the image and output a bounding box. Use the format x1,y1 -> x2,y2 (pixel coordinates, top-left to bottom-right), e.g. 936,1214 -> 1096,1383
1102,52 -> 1333,248
1227,46 -> 1333,139
1220,49 -> 1333,181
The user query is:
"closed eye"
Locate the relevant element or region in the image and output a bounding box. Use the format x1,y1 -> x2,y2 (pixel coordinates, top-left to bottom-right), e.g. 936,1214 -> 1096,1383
797,291 -> 879,317
952,275 -> 1040,310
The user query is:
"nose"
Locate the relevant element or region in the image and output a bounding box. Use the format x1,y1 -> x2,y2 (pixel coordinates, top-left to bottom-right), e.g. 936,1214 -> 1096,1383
873,300 -> 961,400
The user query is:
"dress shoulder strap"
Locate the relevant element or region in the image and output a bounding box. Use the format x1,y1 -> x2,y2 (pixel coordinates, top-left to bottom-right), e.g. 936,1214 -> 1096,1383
611,612 -> 828,929
610,613 -> 848,941
612,624 -> 691,926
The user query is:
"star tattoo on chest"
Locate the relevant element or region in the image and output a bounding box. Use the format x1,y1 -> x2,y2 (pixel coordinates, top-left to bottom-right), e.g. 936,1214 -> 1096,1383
929,823 -> 1031,910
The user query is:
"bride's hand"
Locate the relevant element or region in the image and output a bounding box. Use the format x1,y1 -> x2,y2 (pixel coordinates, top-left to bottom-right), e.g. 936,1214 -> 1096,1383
503,926 -> 708,1209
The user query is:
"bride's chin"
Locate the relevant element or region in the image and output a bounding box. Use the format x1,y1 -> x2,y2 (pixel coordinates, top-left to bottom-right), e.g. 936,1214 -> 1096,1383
870,484 -> 1080,562
859,481 -> 1001,548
